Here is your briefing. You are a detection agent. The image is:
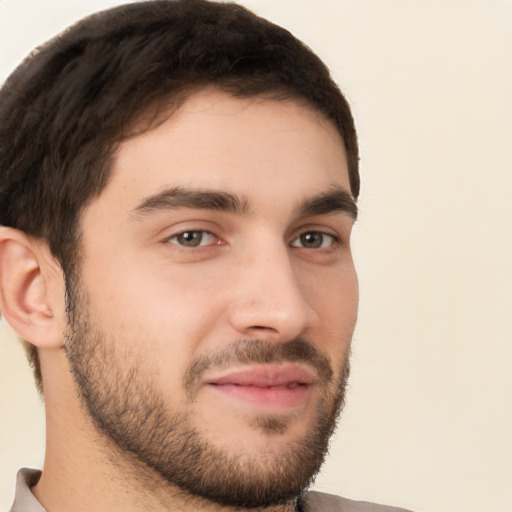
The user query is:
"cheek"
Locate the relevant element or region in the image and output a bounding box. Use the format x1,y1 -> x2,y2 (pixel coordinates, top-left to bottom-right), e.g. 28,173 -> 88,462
81,252 -> 230,359
325,283 -> 358,334
302,262 -> 358,336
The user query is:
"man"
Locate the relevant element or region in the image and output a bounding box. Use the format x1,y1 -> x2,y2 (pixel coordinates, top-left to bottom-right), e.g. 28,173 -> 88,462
0,1 -> 411,511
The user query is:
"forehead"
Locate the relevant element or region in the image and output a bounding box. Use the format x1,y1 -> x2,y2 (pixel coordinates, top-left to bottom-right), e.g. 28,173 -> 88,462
94,89 -> 351,216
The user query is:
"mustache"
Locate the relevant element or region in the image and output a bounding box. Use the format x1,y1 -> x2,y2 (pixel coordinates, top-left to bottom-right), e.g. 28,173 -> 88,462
183,337 -> 333,398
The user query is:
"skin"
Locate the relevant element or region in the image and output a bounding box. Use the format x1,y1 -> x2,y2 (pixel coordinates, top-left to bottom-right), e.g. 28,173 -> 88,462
2,89 -> 358,512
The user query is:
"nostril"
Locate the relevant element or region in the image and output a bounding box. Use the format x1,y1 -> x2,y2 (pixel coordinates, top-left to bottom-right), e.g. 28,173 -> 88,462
249,325 -> 278,332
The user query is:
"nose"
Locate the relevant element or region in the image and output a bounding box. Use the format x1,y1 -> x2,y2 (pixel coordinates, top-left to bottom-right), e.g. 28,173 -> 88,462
227,243 -> 318,340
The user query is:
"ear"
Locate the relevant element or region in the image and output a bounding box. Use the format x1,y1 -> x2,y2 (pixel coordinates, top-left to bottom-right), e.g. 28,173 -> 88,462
0,227 -> 66,349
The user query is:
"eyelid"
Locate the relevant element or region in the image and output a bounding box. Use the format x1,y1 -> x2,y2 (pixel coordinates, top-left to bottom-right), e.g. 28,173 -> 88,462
155,216 -> 223,240
289,220 -> 342,240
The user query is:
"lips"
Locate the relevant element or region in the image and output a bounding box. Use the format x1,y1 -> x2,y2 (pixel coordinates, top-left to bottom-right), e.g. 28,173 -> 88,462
204,363 -> 317,410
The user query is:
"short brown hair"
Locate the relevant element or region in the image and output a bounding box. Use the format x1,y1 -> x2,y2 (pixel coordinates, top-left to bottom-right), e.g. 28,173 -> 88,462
0,0 -> 359,393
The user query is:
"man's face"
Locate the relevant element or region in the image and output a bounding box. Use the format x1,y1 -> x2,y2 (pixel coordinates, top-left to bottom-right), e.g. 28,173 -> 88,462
65,89 -> 358,508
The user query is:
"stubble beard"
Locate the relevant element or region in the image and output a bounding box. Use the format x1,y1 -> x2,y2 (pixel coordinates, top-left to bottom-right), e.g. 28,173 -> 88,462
64,282 -> 351,510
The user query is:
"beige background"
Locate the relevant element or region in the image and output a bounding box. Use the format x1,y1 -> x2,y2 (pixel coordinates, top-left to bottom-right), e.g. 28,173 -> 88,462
1,1 -> 511,511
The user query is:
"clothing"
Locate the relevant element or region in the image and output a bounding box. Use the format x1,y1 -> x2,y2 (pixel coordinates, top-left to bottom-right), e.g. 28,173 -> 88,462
9,469 -> 43,512
10,468 -> 413,512
300,490 -> 413,512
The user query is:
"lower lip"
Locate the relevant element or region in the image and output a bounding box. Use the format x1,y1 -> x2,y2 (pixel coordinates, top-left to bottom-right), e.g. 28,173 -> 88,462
206,383 -> 312,410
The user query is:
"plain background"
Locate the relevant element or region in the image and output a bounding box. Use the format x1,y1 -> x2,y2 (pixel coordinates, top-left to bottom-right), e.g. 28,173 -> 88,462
0,1 -> 511,511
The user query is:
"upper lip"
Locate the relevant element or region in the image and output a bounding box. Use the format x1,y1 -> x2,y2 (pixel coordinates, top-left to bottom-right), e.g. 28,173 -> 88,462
204,363 -> 317,388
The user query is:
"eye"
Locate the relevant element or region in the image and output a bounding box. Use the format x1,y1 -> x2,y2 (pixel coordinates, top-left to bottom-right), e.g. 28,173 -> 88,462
167,230 -> 217,247
290,231 -> 336,249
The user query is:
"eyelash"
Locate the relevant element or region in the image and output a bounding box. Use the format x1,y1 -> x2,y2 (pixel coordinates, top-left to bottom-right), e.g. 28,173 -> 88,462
166,230 -> 339,250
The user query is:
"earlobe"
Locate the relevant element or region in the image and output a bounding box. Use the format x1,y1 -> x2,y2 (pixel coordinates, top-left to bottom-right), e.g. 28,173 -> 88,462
0,227 -> 65,349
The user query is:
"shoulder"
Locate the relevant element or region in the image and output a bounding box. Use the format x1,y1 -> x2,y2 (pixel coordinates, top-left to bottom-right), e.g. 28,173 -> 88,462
302,490 -> 414,512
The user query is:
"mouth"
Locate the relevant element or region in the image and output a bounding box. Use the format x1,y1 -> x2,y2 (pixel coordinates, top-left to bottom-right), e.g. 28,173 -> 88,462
204,363 -> 317,411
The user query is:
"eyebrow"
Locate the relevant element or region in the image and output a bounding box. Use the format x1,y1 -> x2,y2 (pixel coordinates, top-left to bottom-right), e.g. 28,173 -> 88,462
296,187 -> 358,221
131,186 -> 251,218
130,185 -> 357,221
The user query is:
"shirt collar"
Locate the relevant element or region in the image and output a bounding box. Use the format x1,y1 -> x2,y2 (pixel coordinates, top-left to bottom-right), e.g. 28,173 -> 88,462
10,468 -> 46,512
